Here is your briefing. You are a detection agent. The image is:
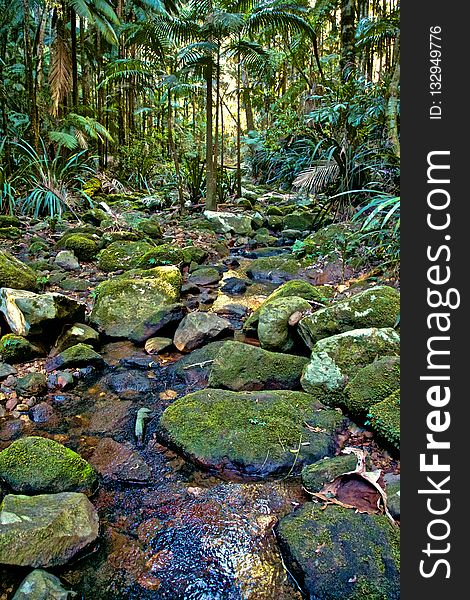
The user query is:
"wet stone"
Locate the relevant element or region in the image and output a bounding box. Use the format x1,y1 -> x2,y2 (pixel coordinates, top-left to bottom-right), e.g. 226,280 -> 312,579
89,438 -> 151,483
0,363 -> 17,379
30,402 -> 56,424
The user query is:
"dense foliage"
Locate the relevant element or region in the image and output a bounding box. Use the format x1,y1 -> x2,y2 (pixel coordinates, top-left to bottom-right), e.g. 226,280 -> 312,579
0,0 -> 399,267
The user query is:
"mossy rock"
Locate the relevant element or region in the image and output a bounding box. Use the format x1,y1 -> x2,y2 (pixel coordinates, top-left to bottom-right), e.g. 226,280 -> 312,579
11,569 -> 75,599
299,286 -> 400,348
90,267 -> 182,342
267,206 -> 283,216
0,226 -> 21,239
254,229 -> 278,246
82,208 -> 108,225
188,266 -> 221,286
283,212 -> 315,232
301,453 -> 358,493
98,240 -> 153,272
181,246 -> 208,265
344,356 -> 400,417
276,503 -> 400,600
136,219 -> 163,240
0,250 -> 38,291
258,296 -> 311,353
0,436 -> 98,494
208,340 -> 309,391
16,372 -> 47,397
0,492 -> 99,567
244,280 -> 333,333
99,230 -> 141,247
52,323 -> 100,355
137,244 -> 184,269
246,254 -> 306,283
28,240 -> 49,255
266,215 -> 284,231
0,334 -> 43,363
159,389 -> 346,478
45,343 -> 104,372
300,328 -> 400,404
368,389 -> 400,452
0,215 -> 20,228
58,234 -> 99,261
300,222 -> 357,258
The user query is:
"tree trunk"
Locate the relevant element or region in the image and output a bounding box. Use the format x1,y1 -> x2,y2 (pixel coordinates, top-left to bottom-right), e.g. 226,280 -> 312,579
340,0 -> 356,81
205,1 -> 217,210
242,68 -> 254,132
386,36 -> 400,158
70,8 -> 78,110
22,0 -> 39,149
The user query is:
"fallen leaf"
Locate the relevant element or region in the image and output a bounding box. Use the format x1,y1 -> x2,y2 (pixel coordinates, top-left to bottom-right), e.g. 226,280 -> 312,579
159,389 -> 177,401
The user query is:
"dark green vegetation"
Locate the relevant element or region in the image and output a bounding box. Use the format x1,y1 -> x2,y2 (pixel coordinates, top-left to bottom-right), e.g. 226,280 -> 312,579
1,0 -> 399,274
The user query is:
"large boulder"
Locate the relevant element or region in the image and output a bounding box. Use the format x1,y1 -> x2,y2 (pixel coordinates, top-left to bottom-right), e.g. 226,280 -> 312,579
0,493 -> 99,567
97,240 -> 153,272
12,569 -> 76,600
173,312 -> 232,352
344,356 -> 400,417
0,250 -> 38,291
0,436 -> 97,494
0,334 -> 43,363
300,328 -> 400,403
244,279 -> 332,334
258,296 -> 311,353
276,504 -> 400,600
45,343 -> 104,372
246,255 -> 306,283
299,286 -> 400,347
89,266 -> 183,342
158,389 -> 346,478
51,323 -> 100,356
208,340 -> 309,391
203,210 -> 253,235
0,289 -> 85,337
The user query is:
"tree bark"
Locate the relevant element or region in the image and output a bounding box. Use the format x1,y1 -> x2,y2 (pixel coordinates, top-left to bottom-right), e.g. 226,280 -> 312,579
340,0 -> 356,81
386,36 -> 400,158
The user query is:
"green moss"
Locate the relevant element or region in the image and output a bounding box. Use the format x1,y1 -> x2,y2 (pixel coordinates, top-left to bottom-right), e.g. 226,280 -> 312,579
53,343 -> 103,367
181,246 -> 208,265
277,503 -> 400,600
90,269 -> 182,341
159,389 -> 345,477
246,254 -> 305,279
137,244 -> 184,268
301,453 -> 358,493
315,328 -> 400,377
82,207 -> 108,225
208,340 -> 309,391
0,436 -> 97,494
0,334 -> 43,363
0,250 -> 38,291
28,240 -> 49,255
258,296 -> 312,352
299,286 -> 400,348
97,240 -> 153,271
244,280 -> 333,332
99,231 -> 141,247
344,356 -> 400,417
136,219 -> 162,239
0,226 -> 21,239
267,206 -> 283,216
368,389 -> 400,451
58,234 -> 99,261
283,212 -> 315,231
0,215 -> 20,228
